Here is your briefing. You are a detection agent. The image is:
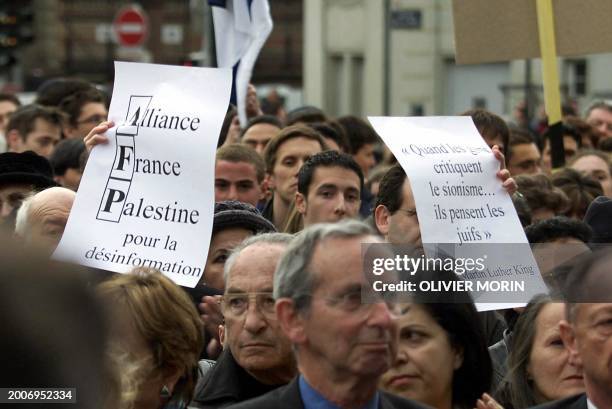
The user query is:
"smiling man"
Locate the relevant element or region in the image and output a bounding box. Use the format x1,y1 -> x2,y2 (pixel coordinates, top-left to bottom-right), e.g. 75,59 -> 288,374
192,233 -> 296,409
227,221 -> 427,409
296,150 -> 363,228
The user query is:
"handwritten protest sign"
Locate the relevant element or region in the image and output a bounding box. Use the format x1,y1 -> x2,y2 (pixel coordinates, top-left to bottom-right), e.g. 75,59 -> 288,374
54,62 -> 232,288
368,116 -> 548,309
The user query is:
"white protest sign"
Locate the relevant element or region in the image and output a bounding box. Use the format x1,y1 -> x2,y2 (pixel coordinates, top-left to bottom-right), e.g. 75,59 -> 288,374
368,116 -> 548,310
54,61 -> 232,288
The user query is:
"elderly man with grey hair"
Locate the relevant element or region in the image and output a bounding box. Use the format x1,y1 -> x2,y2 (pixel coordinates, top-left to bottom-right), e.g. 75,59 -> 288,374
192,233 -> 297,409
15,186 -> 75,252
227,220 -> 427,409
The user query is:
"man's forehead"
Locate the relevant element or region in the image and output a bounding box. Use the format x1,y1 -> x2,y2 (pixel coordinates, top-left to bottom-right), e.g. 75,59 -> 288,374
228,245 -> 284,286
245,123 -> 279,137
277,136 -> 321,157
311,166 -> 360,187
216,160 -> 258,177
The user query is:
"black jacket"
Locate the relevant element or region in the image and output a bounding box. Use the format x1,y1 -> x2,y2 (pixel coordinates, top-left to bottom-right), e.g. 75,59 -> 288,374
225,377 -> 430,409
190,349 -> 284,409
528,394 -> 587,409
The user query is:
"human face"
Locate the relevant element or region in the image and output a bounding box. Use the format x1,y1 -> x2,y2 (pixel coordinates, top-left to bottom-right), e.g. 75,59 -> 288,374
571,155 -> 612,197
269,137 -> 322,203
383,180 -> 421,247
223,244 -> 294,384
19,118 -> 61,158
300,235 -> 398,378
202,228 -> 252,290
215,160 -> 263,207
297,166 -> 361,227
507,143 -> 542,176
64,102 -> 108,139
0,184 -> 32,220
380,304 -> 461,409
587,108 -> 612,139
353,143 -> 376,178
56,168 -> 82,192
529,303 -> 584,403
242,123 -> 279,156
542,136 -> 578,173
0,100 -> 18,133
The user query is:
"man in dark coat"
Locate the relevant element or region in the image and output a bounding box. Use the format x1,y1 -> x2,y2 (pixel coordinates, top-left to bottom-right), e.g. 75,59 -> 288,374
227,221 -> 427,409
191,233 -> 296,408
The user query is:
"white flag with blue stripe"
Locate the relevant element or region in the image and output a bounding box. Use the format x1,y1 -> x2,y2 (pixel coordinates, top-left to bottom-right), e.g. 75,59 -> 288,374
209,0 -> 273,126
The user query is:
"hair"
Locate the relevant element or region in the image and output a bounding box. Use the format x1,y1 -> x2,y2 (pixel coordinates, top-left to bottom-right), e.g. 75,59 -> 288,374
216,143 -> 266,183
367,165 -> 393,192
511,192 -> 532,228
564,116 -> 598,148
598,136 -> 612,153
6,104 -> 64,140
58,87 -> 107,126
223,232 -> 293,284
552,168 -> 603,220
568,149 -> 612,176
240,114 -> 282,137
308,122 -> 350,153
263,124 -> 327,174
35,77 -> 94,107
97,268 -> 204,409
462,108 -> 510,152
584,100 -> 612,118
336,115 -> 380,155
407,301 -> 492,409
525,216 -> 592,244
0,93 -> 21,107
217,105 -> 237,148
506,129 -> 537,165
49,139 -> 86,176
274,220 -> 374,312
14,194 -> 34,241
499,294 -> 555,409
282,202 -> 304,234
297,150 -> 364,197
375,164 -> 408,213
515,174 -> 569,216
285,105 -> 327,126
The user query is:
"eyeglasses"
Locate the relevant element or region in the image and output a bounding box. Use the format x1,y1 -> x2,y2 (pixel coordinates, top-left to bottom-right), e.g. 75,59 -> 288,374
396,208 -> 417,217
76,114 -> 107,125
311,288 -> 401,318
222,292 -> 276,318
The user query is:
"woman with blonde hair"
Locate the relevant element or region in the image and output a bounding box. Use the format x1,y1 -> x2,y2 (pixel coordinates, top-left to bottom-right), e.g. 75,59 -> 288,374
98,268 -> 204,409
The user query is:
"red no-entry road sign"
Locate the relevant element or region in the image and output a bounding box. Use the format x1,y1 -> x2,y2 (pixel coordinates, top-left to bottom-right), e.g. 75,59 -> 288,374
114,6 -> 148,47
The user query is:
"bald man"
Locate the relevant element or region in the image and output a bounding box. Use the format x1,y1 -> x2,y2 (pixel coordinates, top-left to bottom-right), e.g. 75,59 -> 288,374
15,187 -> 75,251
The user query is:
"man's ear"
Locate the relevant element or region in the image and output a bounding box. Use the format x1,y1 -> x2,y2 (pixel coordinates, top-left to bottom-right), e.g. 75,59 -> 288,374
218,324 -> 226,348
295,192 -> 307,215
6,129 -> 24,152
374,204 -> 391,236
276,298 -> 306,344
259,178 -> 269,201
559,319 -> 581,367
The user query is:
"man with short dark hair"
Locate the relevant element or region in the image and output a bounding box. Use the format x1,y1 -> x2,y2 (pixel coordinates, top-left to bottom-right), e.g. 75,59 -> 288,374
296,150 -> 363,227
337,116 -> 379,179
462,108 -> 510,154
49,139 -> 86,191
192,233 -> 296,409
241,115 -> 282,157
584,100 -> 612,141
58,87 -> 108,139
5,104 -> 64,158
262,125 -> 326,229
228,221 -> 426,409
506,129 -> 542,176
215,144 -> 267,207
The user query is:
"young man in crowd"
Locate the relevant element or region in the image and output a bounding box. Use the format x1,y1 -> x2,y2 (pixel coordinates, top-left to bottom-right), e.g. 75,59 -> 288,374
58,87 -> 108,139
241,115 -> 282,157
5,105 -> 64,158
192,233 -> 296,409
229,221 -> 426,409
49,139 -> 86,191
463,108 -> 510,154
215,144 -> 267,207
262,125 -> 327,229
506,129 -> 543,176
295,150 -> 363,227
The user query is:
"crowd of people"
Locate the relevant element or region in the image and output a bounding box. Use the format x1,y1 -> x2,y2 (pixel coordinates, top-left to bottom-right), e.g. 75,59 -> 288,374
1,77 -> 612,409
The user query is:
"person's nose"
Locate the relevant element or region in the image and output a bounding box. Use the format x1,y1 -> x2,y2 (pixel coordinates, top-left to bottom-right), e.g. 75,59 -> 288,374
243,298 -> 267,334
227,185 -> 239,201
334,196 -> 347,216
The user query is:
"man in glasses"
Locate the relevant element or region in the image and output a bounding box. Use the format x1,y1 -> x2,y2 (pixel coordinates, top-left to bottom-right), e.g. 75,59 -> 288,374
58,87 -> 108,140
192,233 -> 296,409
228,221 -> 425,409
